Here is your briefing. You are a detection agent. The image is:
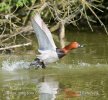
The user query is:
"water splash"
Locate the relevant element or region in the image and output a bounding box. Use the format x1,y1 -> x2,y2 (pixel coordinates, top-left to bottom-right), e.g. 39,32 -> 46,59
2,60 -> 30,71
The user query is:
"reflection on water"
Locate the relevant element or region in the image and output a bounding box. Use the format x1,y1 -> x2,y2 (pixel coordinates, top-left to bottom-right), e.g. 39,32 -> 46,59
0,70 -> 59,100
38,76 -> 58,100
0,63 -> 108,100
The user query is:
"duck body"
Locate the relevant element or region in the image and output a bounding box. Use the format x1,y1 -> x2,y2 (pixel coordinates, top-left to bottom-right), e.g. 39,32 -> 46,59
30,13 -> 80,69
30,48 -> 65,69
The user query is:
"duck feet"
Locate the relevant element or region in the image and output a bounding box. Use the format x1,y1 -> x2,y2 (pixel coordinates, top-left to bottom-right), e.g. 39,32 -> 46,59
30,58 -> 46,69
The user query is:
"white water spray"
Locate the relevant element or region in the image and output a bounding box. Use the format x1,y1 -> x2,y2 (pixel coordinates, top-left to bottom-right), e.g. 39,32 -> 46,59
2,60 -> 30,71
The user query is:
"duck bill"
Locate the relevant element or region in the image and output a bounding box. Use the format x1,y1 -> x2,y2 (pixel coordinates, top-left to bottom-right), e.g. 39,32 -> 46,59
78,44 -> 84,48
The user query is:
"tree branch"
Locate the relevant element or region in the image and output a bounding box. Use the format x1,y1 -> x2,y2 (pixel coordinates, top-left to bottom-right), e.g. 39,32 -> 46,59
0,42 -> 32,51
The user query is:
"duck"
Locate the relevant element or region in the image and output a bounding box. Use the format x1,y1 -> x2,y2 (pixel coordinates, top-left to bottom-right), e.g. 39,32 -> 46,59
30,13 -> 81,69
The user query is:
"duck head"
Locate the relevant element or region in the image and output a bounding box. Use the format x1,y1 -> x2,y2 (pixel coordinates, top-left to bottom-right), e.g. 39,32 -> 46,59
62,42 -> 81,54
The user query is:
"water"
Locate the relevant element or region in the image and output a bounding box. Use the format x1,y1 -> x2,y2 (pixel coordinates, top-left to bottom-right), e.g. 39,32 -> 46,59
0,32 -> 108,100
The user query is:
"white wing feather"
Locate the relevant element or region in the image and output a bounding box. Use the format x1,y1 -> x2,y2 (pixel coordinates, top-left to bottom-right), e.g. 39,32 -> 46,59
31,13 -> 56,52
37,50 -> 59,64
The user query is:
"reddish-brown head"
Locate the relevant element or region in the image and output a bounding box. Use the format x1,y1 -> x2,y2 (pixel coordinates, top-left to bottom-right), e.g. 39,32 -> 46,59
69,42 -> 80,49
62,42 -> 80,54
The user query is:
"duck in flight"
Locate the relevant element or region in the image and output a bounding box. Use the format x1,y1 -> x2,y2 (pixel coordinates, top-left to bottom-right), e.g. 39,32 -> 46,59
30,13 -> 81,69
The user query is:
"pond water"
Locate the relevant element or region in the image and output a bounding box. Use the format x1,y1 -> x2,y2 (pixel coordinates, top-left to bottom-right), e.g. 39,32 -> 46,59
0,31 -> 108,100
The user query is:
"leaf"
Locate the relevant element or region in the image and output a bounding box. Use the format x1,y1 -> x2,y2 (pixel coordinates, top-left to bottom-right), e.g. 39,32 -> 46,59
0,2 -> 10,12
16,0 -> 29,8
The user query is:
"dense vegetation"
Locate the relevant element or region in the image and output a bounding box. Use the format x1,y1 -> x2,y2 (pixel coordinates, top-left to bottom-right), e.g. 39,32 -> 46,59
0,0 -> 108,51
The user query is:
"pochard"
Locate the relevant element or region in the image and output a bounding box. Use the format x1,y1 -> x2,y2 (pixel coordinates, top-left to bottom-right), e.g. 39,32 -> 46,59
30,13 -> 81,69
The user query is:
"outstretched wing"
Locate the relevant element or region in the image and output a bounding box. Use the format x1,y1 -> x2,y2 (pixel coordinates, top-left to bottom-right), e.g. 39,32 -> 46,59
31,13 -> 56,52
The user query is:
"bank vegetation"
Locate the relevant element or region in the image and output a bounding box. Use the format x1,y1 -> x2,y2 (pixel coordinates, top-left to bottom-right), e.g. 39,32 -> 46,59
0,0 -> 108,52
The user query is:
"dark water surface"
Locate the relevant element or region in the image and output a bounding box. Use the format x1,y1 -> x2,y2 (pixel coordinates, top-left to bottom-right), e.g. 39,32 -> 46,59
0,32 -> 108,100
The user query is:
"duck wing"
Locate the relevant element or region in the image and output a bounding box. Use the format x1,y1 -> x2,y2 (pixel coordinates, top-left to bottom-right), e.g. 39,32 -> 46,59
31,13 -> 57,53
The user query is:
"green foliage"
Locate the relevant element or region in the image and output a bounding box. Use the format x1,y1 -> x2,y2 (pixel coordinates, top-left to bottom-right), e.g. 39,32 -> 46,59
0,0 -> 35,13
0,2 -> 10,12
16,0 -> 29,7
